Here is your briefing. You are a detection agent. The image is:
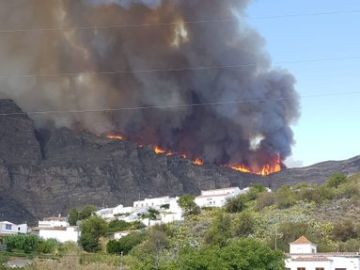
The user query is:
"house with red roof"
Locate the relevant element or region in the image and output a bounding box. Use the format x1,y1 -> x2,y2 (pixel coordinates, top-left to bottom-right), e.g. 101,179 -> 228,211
286,236 -> 360,270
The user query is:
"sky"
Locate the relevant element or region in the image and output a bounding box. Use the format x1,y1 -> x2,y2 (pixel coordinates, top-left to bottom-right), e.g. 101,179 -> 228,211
245,0 -> 360,167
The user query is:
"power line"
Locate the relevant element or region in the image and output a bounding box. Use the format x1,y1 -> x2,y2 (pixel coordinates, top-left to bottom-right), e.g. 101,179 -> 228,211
0,55 -> 360,79
0,9 -> 359,34
0,91 -> 359,117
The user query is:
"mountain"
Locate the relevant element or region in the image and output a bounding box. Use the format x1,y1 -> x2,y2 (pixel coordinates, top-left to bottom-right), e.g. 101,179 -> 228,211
0,99 -> 359,223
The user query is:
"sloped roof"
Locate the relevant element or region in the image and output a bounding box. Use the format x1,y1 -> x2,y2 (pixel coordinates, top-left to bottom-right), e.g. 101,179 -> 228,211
291,236 -> 313,245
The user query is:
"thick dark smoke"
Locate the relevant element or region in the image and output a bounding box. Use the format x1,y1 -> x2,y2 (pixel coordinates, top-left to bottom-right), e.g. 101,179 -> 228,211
0,0 -> 299,169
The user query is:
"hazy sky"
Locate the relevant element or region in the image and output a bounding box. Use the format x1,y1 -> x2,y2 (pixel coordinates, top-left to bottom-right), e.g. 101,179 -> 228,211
246,0 -> 360,166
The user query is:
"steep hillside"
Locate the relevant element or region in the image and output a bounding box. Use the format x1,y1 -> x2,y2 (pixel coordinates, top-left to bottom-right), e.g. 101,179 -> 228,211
0,99 -> 359,223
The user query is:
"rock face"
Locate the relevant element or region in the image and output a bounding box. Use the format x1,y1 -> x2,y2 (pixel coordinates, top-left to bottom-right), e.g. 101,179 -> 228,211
0,99 -> 359,223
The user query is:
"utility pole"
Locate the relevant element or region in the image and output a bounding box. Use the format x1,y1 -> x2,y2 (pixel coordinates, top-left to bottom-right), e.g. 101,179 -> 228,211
120,251 -> 124,270
274,226 -> 282,250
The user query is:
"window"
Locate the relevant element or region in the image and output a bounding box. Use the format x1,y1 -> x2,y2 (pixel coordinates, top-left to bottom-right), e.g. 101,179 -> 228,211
297,268 -> 306,270
5,224 -> 12,230
316,268 -> 325,270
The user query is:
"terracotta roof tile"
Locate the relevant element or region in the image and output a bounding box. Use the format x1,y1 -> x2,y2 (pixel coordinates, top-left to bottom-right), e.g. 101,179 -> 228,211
291,236 -> 312,244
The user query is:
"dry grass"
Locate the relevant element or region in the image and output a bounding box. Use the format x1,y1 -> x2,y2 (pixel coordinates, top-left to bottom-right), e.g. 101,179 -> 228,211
24,256 -> 121,270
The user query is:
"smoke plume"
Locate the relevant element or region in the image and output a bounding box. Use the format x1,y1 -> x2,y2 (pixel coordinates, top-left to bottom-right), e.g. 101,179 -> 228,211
0,0 -> 299,170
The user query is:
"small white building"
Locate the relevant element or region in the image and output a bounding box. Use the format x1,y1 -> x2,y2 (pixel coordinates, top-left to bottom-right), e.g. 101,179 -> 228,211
286,236 -> 360,270
34,217 -> 79,243
0,221 -> 28,235
194,187 -> 244,208
133,196 -> 172,209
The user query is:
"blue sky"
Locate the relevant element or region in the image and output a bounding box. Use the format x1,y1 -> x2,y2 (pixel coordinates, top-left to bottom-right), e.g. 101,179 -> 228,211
245,0 -> 360,166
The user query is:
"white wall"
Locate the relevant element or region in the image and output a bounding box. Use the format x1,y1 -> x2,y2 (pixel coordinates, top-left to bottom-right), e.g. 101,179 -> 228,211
38,220 -> 68,228
38,227 -> 79,243
290,243 -> 317,254
0,222 -> 28,235
285,258 -> 332,270
286,255 -> 360,270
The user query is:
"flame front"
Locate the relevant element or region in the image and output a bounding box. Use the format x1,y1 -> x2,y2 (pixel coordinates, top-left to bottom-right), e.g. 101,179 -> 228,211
106,134 -> 282,176
193,158 -> 204,166
107,133 -> 125,141
229,154 -> 282,176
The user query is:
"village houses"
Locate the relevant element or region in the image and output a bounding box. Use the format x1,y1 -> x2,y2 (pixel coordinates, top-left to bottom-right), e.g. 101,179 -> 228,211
33,216 -> 80,243
0,221 -> 27,236
286,236 -> 360,270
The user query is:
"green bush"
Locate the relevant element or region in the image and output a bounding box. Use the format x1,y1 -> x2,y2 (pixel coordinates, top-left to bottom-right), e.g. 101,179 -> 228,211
225,195 -> 247,213
4,234 -> 39,253
275,185 -> 297,209
332,220 -> 359,242
79,216 -> 108,252
256,192 -> 276,210
37,239 -> 59,254
107,232 -> 145,255
326,173 -> 348,188
233,212 -> 255,237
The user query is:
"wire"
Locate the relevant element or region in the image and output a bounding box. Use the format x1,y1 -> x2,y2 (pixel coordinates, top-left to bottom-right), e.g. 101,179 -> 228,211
0,9 -> 359,33
0,56 -> 360,79
0,91 -> 359,117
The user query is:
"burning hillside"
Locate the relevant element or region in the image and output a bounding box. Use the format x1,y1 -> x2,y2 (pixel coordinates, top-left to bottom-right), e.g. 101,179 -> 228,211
107,132 -> 282,176
0,0 -> 299,175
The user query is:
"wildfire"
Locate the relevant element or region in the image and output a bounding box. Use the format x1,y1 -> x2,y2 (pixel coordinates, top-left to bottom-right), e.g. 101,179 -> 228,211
229,154 -> 282,176
106,134 -> 282,176
107,133 -> 125,141
154,146 -> 167,154
193,158 -> 204,166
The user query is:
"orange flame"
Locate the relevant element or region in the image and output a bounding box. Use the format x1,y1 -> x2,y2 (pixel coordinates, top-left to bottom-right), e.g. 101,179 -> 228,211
193,158 -> 204,166
154,146 -> 167,154
229,154 -> 282,176
107,133 -> 125,141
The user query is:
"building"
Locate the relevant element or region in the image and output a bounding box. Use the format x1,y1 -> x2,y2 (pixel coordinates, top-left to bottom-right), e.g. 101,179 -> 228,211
34,217 -> 79,243
286,236 -> 360,270
0,221 -> 28,236
133,196 -> 173,209
194,187 -> 244,208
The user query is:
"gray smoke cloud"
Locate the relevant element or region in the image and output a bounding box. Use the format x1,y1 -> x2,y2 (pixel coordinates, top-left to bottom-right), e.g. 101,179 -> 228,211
0,0 -> 299,170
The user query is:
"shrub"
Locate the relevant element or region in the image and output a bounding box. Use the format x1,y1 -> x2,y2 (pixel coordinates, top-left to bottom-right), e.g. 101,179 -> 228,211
107,232 -> 145,255
233,212 -> 255,237
79,216 -> 108,252
256,192 -> 276,210
275,185 -> 297,209
37,239 -> 59,254
332,220 -> 358,242
79,205 -> 97,220
178,195 -> 200,216
4,234 -> 39,253
225,195 -> 247,213
326,172 -> 348,188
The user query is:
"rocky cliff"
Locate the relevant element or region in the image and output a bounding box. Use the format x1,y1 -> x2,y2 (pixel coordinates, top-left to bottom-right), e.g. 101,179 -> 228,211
0,99 -> 359,223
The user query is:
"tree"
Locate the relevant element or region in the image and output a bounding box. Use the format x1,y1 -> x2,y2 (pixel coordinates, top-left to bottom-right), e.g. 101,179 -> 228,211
205,213 -> 232,247
68,208 -> 79,226
256,192 -> 276,210
220,239 -> 285,270
4,235 -> 40,254
107,232 -> 145,255
275,185 -> 297,209
246,184 -> 267,201
79,216 -> 108,252
79,205 -> 97,220
326,172 -> 347,188
225,195 -> 247,213
233,212 -> 255,237
178,195 -> 200,216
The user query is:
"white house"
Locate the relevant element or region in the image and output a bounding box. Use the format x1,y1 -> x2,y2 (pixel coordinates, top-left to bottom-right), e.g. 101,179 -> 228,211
286,236 -> 360,270
194,187 -> 244,208
133,196 -> 172,209
0,221 -> 28,235
34,217 -> 79,243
